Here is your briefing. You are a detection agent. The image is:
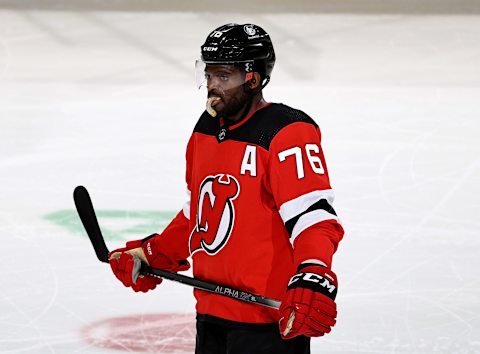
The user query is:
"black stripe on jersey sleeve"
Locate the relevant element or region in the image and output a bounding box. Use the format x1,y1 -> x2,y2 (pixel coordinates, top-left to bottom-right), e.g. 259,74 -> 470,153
284,199 -> 337,236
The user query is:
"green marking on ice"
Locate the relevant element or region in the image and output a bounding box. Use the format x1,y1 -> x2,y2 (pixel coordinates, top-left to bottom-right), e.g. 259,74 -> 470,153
44,209 -> 176,242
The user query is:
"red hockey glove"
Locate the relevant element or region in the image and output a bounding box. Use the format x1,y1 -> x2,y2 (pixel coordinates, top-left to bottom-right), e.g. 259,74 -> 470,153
279,265 -> 338,339
109,235 -> 190,293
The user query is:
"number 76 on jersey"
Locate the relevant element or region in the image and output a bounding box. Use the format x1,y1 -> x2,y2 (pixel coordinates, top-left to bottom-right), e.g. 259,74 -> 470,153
240,144 -> 325,179
278,144 -> 325,179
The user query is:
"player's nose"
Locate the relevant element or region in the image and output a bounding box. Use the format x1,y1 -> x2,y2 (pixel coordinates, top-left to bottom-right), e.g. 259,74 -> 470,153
206,76 -> 221,91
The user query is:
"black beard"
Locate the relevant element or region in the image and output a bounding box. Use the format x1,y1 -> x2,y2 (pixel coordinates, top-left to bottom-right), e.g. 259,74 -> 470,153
218,87 -> 252,120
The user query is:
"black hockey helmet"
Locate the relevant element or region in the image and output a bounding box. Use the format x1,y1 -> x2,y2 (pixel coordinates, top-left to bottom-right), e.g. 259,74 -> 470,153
200,23 -> 275,85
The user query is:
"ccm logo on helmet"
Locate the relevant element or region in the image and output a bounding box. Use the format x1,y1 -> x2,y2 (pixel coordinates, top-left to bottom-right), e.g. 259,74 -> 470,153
203,46 -> 218,52
288,272 -> 336,293
189,174 -> 240,256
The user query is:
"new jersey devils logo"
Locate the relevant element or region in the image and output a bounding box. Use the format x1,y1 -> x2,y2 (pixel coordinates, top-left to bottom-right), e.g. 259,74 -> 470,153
189,174 -> 240,256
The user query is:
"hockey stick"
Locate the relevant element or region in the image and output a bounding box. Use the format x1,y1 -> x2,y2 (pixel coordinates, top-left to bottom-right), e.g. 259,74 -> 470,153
73,185 -> 281,310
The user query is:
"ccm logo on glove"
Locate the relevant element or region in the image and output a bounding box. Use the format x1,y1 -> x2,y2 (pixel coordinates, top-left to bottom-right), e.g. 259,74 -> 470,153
288,272 -> 337,297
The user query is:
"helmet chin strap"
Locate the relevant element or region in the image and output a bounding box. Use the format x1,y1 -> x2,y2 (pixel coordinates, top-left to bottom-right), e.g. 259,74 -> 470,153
260,76 -> 271,90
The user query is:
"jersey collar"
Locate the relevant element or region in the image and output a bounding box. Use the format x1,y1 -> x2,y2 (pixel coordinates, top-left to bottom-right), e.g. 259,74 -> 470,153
220,102 -> 273,130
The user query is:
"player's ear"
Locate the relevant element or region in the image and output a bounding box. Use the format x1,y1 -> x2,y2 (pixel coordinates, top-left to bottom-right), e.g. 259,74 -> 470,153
248,72 -> 262,90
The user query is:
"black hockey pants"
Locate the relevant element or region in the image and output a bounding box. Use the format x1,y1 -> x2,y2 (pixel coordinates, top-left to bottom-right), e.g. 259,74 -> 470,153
195,314 -> 310,354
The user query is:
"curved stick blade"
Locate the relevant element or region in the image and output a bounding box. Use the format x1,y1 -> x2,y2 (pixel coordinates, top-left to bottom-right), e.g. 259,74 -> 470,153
74,186 -> 109,263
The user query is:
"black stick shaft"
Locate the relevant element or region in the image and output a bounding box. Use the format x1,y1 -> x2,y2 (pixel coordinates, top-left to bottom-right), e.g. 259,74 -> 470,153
73,186 -> 281,310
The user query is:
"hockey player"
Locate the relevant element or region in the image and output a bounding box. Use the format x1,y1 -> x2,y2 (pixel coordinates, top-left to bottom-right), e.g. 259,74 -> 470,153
109,23 -> 344,354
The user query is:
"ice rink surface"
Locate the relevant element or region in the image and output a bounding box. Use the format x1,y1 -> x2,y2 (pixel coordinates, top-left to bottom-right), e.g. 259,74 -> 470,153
0,2 -> 479,353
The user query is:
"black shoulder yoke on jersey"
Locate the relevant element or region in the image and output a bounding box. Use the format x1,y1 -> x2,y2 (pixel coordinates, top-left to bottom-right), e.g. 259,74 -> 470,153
193,103 -> 318,150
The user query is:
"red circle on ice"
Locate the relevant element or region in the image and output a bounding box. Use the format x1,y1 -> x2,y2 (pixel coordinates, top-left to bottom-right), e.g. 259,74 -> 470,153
81,313 -> 196,353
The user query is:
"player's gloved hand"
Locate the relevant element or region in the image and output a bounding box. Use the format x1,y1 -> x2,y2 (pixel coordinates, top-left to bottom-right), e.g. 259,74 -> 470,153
109,235 -> 190,293
279,265 -> 338,339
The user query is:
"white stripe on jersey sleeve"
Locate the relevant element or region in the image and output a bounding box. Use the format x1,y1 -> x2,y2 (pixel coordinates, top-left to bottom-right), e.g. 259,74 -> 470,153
291,209 -> 341,243
279,189 -> 335,223
182,189 -> 191,220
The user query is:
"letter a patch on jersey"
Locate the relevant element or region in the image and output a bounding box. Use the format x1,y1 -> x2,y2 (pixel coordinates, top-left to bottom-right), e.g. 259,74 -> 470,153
189,174 -> 240,256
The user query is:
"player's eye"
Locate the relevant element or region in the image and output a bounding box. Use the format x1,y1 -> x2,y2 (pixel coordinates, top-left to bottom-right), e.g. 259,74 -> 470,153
219,74 -> 229,81
204,72 -> 212,80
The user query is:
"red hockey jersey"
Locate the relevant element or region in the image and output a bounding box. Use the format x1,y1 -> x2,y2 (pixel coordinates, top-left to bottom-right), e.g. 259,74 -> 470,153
146,103 -> 344,323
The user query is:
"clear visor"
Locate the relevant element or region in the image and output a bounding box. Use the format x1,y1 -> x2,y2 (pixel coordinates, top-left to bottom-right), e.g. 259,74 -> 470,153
195,59 -> 254,91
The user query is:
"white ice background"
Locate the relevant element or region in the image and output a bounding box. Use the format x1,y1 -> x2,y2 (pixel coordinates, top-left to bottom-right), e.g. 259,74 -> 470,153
0,4 -> 479,354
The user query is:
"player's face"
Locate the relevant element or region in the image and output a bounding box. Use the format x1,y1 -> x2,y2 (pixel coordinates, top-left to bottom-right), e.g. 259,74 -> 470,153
205,64 -> 250,118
